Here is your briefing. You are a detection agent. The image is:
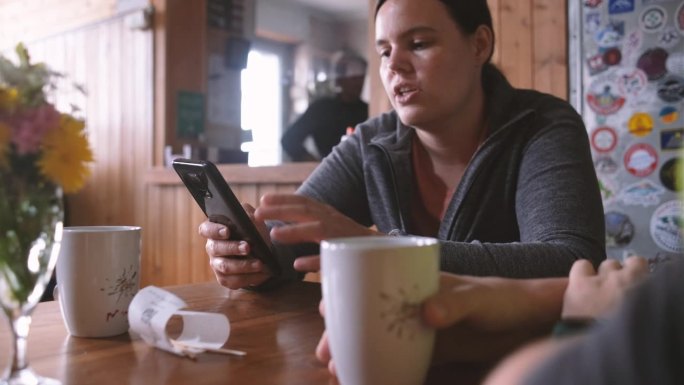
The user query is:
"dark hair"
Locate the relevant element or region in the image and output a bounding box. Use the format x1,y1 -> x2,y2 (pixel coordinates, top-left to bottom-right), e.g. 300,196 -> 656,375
375,0 -> 495,63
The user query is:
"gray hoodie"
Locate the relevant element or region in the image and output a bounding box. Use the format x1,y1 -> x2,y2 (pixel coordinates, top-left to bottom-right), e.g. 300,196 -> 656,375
288,64 -> 605,279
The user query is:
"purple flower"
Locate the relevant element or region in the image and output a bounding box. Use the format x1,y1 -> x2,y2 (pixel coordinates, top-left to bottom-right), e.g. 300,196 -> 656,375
10,103 -> 60,155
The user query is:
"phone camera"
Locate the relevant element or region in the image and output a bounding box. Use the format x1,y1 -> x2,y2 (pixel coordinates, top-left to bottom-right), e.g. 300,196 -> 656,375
184,172 -> 212,198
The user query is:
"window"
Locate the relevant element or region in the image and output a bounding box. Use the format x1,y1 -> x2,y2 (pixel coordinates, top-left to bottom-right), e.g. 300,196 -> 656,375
240,49 -> 282,166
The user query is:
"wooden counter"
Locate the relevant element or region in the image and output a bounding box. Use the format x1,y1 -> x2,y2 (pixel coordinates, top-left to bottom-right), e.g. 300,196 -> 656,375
145,162 -> 318,185
142,162 -> 318,287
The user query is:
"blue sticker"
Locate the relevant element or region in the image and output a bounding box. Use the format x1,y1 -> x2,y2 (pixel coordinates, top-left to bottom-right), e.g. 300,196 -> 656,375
661,128 -> 684,151
660,106 -> 679,125
595,21 -> 625,49
609,0 -> 635,14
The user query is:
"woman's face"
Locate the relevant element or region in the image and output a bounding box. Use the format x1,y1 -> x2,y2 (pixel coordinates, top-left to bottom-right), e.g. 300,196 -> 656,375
375,0 -> 487,131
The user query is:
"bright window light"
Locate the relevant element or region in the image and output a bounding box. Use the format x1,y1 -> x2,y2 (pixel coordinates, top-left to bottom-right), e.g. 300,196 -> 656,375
241,50 -> 282,166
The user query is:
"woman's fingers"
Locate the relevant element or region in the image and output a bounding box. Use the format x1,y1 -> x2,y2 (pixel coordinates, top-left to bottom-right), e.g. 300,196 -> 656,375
269,221 -> 326,243
293,255 -> 321,272
315,331 -> 331,363
214,272 -> 271,290
210,256 -> 269,289
199,220 -> 229,239
210,256 -> 263,275
260,193 -> 313,206
205,239 -> 250,258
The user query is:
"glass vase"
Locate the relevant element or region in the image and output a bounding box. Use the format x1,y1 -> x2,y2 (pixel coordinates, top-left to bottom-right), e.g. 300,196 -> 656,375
0,173 -> 63,385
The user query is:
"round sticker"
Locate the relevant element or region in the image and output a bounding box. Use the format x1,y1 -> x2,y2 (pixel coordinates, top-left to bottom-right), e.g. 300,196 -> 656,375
667,52 -> 684,76
595,155 -> 619,174
677,2 -> 684,35
640,6 -> 667,33
658,27 -> 681,49
657,75 -> 684,103
637,47 -> 669,81
660,106 -> 679,124
624,143 -> 658,177
586,73 -> 626,115
650,200 -> 683,253
591,126 -> 618,153
602,47 -> 622,66
627,112 -> 654,137
659,157 -> 683,191
605,211 -> 635,247
617,68 -> 647,96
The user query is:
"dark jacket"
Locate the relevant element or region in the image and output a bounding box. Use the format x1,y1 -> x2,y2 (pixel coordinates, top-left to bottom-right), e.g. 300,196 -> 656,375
294,65 -> 605,278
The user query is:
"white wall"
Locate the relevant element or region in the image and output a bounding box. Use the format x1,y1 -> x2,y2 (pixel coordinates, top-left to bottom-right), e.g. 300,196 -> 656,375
254,0 -> 368,58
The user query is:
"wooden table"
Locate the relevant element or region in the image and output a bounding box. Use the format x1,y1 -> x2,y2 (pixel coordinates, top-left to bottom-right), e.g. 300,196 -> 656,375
0,282 -> 329,385
0,281 -> 492,385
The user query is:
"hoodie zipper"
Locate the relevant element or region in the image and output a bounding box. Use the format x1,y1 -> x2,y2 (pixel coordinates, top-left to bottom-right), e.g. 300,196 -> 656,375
444,109 -> 536,240
371,142 -> 408,233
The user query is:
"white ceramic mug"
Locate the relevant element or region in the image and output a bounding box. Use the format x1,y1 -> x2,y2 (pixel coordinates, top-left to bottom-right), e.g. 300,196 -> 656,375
320,236 -> 440,385
56,226 -> 141,338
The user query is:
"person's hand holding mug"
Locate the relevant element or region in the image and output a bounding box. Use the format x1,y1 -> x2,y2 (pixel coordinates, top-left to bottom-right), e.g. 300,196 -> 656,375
316,273 -> 568,372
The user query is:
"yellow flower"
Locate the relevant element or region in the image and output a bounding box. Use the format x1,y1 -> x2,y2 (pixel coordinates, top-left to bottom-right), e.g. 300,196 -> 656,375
0,121 -> 10,168
0,87 -> 19,112
38,114 -> 94,193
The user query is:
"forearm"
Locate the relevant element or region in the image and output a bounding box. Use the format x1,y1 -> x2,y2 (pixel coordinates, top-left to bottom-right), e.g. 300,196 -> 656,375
432,276 -> 567,364
439,240 -> 602,278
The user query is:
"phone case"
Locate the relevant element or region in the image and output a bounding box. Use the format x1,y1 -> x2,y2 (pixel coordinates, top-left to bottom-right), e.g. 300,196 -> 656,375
172,159 -> 281,276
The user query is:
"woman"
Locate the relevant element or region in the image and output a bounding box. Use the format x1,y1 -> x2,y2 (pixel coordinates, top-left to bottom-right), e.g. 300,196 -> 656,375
200,0 -> 605,290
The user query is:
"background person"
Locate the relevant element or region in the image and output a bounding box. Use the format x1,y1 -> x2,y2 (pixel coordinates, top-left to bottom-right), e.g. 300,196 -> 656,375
281,51 -> 369,162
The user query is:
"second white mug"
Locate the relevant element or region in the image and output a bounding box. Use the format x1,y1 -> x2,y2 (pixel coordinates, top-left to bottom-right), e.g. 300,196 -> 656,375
56,226 -> 141,338
321,236 -> 440,385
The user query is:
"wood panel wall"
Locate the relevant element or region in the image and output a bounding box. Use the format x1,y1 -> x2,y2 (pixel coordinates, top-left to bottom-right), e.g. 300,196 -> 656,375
23,15 -> 155,278
0,0 -> 118,50
368,0 -> 568,115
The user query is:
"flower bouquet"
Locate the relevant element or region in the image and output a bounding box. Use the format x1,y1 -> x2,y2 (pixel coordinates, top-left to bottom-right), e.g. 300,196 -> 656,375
0,43 -> 93,384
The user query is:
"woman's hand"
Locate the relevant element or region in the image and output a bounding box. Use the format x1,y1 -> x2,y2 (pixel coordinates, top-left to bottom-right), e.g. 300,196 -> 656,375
198,203 -> 272,289
254,193 -> 378,271
562,256 -> 649,319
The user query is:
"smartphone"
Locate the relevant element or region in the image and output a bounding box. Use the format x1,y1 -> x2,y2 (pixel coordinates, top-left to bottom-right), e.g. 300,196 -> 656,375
172,158 -> 281,276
